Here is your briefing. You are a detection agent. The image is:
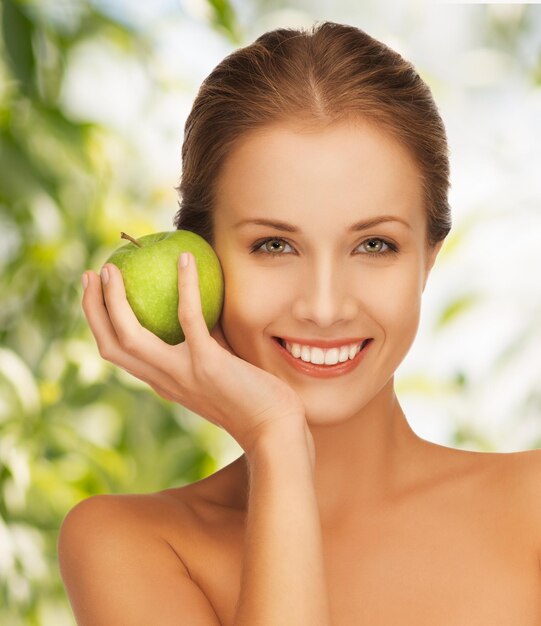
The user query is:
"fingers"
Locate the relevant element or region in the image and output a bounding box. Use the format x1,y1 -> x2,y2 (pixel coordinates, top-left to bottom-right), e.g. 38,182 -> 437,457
176,252 -> 212,357
98,263 -> 182,374
82,269 -> 180,391
82,251 -> 218,402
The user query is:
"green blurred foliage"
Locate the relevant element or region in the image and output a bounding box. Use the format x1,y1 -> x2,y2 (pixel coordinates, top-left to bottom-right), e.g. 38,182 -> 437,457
0,0 -> 240,623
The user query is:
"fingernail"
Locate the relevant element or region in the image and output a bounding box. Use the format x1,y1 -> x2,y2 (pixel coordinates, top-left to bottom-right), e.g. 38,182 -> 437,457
82,273 -> 88,290
101,266 -> 109,284
179,252 -> 189,268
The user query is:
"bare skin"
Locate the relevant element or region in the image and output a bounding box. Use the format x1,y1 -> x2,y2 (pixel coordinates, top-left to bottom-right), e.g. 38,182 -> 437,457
102,444 -> 541,626
63,119 -> 541,623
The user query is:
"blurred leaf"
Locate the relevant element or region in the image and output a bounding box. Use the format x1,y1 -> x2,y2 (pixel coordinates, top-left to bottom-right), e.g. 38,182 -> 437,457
0,128 -> 58,203
452,423 -> 495,452
434,293 -> 483,330
1,0 -> 36,98
206,0 -> 244,44
532,50 -> 541,86
439,205 -> 494,262
453,370 -> 468,389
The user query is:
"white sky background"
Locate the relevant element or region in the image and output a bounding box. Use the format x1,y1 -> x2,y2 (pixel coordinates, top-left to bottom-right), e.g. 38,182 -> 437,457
61,1 -> 541,458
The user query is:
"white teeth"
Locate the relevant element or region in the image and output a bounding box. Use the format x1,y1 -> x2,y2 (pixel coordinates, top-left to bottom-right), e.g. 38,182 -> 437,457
284,341 -> 363,365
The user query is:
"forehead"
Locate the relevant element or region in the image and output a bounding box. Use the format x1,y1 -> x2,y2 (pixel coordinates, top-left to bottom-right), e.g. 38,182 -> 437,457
215,119 -> 424,231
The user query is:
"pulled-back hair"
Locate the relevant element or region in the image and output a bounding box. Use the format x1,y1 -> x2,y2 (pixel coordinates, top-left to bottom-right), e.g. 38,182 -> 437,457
173,20 -> 452,249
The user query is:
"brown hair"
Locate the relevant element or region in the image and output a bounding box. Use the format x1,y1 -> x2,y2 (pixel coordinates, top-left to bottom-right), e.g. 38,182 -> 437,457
173,20 -> 452,249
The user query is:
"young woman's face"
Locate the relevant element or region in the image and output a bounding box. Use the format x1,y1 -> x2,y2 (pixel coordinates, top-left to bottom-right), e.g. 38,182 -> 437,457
212,119 -> 443,425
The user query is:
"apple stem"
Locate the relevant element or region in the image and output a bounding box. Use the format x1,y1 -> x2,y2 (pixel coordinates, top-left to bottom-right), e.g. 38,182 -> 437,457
120,232 -> 143,248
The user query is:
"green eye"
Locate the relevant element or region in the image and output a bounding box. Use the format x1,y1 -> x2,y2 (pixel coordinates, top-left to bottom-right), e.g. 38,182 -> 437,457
363,239 -> 386,253
249,237 -> 399,259
253,238 -> 292,254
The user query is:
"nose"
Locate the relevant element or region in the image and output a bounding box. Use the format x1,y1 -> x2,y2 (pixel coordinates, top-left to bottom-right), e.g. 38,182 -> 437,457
291,257 -> 358,328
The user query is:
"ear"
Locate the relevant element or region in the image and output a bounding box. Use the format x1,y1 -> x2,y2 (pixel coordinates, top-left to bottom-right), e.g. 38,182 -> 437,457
422,239 -> 444,292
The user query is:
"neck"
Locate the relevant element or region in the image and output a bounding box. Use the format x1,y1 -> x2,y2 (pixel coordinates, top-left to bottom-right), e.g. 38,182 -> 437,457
223,378 -> 433,521
308,379 -> 427,527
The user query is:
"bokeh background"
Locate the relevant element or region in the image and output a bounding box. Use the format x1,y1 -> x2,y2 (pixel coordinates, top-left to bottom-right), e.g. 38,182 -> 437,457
1,0 -> 540,623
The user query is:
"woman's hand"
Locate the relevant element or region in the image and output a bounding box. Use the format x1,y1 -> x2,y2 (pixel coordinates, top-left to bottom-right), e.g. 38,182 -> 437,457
81,253 -> 308,455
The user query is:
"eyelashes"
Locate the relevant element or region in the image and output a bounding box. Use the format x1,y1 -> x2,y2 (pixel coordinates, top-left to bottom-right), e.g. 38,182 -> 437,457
249,236 -> 400,260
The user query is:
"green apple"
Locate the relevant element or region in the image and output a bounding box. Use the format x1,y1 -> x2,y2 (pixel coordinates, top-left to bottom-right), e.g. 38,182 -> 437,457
104,230 -> 224,345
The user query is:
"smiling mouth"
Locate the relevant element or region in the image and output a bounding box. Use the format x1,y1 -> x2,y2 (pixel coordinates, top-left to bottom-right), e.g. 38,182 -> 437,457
271,336 -> 373,376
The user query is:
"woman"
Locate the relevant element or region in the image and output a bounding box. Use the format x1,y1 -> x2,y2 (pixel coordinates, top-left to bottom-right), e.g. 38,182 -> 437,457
58,21 -> 541,625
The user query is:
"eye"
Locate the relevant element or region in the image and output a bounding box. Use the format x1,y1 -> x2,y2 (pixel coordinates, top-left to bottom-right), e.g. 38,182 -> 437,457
359,238 -> 395,256
250,238 -> 294,255
249,237 -> 399,259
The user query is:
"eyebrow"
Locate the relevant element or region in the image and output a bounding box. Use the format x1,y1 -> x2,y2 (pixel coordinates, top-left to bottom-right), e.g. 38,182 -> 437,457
234,215 -> 412,232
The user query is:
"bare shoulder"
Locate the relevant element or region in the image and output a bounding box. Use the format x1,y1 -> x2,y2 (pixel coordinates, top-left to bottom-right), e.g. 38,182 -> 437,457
480,448 -> 541,545
489,448 -> 541,496
500,448 -> 541,510
57,489 -> 195,580
431,444 -> 541,519
58,488 -> 222,625
58,471 -> 242,574
465,447 -> 541,495
60,486 -> 192,534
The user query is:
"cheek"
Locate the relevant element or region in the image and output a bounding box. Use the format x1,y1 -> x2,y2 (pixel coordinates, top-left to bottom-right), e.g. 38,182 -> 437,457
360,269 -> 423,342
384,278 -> 423,354
220,267 -> 288,333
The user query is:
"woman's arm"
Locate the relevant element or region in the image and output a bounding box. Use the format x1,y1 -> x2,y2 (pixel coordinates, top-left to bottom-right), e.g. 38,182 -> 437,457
234,419 -> 332,626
